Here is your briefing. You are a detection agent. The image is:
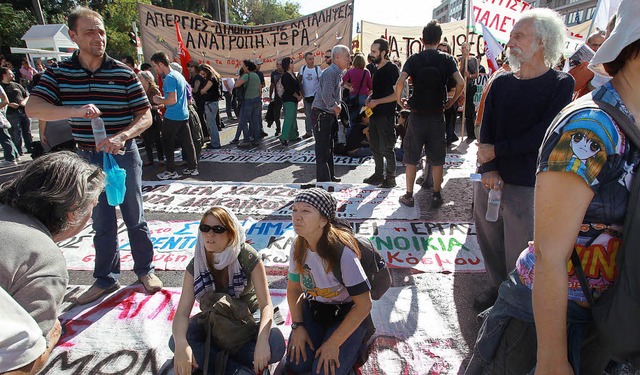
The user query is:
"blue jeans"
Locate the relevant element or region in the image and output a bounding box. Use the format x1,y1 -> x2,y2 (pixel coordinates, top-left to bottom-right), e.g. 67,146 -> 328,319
0,127 -> 18,161
169,316 -> 286,374
286,300 -> 369,375
204,101 -> 221,148
7,110 -> 32,153
465,270 -> 594,375
234,97 -> 261,142
78,140 -> 155,288
347,94 -> 368,130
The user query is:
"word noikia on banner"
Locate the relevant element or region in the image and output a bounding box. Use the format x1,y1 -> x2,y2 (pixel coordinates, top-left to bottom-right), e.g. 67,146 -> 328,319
140,181 -> 420,220
59,219 -> 483,273
138,1 -> 353,76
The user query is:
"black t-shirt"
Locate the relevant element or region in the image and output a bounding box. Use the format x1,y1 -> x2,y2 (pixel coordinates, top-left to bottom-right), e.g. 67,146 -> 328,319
366,62 -> 377,78
2,82 -> 28,115
201,77 -> 221,102
281,72 -> 300,103
190,75 -> 206,103
256,70 -> 265,86
371,61 -> 399,117
403,50 -> 458,111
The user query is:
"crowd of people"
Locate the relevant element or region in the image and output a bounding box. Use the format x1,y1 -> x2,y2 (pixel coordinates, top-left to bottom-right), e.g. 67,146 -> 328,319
1,0 -> 639,374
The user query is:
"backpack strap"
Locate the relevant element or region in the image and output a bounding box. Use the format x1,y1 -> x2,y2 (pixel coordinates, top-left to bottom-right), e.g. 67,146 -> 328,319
333,246 -> 346,287
237,243 -> 253,278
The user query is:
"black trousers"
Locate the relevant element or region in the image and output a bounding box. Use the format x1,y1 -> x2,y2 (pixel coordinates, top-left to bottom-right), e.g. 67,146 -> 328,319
161,118 -> 197,172
312,109 -> 337,182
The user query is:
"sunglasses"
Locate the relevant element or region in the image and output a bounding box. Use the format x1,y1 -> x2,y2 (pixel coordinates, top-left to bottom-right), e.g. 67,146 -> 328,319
199,224 -> 227,234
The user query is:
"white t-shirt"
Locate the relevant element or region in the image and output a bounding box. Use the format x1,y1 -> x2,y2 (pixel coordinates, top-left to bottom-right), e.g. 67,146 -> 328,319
298,65 -> 322,98
288,244 -> 370,304
0,286 -> 46,373
222,77 -> 235,93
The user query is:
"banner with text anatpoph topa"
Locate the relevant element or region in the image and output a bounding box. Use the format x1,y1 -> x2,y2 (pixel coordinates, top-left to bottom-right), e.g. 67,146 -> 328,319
137,1 -> 353,77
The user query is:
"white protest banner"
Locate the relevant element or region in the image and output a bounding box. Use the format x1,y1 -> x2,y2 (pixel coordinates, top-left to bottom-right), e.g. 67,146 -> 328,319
59,219 -> 483,273
184,148 -> 471,168
471,0 -> 533,43
137,1 -> 353,76
42,286 -> 470,374
361,20 -> 478,64
140,181 -> 420,220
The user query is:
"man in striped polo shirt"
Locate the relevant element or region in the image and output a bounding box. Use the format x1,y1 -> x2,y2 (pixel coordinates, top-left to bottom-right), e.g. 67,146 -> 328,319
26,6 -> 163,304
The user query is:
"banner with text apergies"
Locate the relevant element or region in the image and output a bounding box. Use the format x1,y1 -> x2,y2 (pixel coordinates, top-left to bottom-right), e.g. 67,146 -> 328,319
137,1 -> 353,76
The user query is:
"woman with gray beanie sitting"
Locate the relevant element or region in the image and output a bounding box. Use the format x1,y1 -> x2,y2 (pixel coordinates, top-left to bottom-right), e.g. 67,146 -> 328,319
285,188 -> 373,375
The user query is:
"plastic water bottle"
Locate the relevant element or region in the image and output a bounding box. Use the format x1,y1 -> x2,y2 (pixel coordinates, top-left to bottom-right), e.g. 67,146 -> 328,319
91,117 -> 107,148
485,188 -> 502,222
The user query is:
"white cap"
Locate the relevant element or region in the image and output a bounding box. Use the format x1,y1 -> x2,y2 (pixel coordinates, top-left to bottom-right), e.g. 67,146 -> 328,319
589,0 -> 639,77
253,59 -> 263,65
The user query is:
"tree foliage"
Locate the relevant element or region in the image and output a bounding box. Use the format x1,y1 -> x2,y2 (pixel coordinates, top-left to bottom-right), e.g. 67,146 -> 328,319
0,3 -> 36,54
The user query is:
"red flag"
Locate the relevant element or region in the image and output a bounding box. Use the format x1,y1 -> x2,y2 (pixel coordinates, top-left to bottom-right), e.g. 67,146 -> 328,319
175,23 -> 191,80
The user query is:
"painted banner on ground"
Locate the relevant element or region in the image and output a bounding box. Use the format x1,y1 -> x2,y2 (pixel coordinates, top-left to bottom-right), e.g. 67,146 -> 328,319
41,285 -> 469,374
140,181 -> 420,220
58,219 -> 483,273
137,1 -> 352,76
186,148 -> 472,168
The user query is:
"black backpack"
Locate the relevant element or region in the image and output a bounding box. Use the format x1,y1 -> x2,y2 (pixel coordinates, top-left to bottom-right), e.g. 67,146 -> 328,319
408,50 -> 447,112
333,235 -> 391,300
559,97 -> 640,367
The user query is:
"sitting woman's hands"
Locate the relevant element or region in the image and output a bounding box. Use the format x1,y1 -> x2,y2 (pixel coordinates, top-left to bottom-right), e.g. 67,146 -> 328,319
173,343 -> 198,375
288,326 -> 315,365
253,338 -> 271,373
315,338 -> 341,375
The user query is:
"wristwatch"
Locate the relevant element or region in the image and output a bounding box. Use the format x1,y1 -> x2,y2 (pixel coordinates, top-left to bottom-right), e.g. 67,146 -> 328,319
291,322 -> 304,330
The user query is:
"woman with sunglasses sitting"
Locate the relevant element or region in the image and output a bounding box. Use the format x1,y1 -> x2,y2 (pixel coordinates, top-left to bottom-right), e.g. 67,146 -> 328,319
171,206 -> 285,375
285,188 -> 373,375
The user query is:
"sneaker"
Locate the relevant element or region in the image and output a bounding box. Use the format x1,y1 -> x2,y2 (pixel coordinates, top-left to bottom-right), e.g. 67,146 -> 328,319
157,170 -> 180,180
182,168 -> 199,176
363,174 -> 383,185
274,131 -> 281,137
139,273 -> 163,294
302,132 -> 313,139
399,193 -> 415,207
378,178 -> 397,189
237,141 -> 252,147
230,139 -> 239,144
260,131 -> 268,138
431,192 -> 444,208
279,139 -> 288,146
74,282 -> 120,305
415,175 -> 425,185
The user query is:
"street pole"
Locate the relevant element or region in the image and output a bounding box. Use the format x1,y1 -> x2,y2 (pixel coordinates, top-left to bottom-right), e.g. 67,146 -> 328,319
217,0 -> 223,22
32,0 -> 45,24
224,0 -> 229,23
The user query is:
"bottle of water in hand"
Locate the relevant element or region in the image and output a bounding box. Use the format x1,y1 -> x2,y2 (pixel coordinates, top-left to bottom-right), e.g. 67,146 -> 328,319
91,117 -> 107,149
485,187 -> 502,222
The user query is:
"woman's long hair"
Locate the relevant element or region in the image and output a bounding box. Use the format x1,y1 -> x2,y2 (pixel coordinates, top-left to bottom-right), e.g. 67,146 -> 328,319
293,221 -> 360,274
199,63 -> 221,81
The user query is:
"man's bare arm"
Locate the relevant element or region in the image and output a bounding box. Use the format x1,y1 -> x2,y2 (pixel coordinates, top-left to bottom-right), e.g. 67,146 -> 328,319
26,96 -> 89,121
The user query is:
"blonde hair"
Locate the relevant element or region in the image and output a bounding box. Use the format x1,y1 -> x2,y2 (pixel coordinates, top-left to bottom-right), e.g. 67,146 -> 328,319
352,54 -> 366,69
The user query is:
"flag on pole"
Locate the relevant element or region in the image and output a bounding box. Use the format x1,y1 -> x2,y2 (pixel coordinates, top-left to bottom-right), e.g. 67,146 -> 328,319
479,22 -> 504,74
175,23 -> 191,80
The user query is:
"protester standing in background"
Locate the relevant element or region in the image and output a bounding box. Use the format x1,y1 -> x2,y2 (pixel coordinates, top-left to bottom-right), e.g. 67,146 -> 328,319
299,52 -> 322,139
1,67 -> 32,155
279,57 -> 302,146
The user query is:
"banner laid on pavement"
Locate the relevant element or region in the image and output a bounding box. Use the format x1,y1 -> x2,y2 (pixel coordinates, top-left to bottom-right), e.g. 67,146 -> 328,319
140,181 -> 420,219
186,149 -> 473,168
41,285 -> 469,374
58,219 -> 483,273
137,1 -> 353,77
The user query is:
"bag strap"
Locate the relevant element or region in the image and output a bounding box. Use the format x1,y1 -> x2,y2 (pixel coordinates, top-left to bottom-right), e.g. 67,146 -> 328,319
570,235 -> 598,307
354,69 -> 366,96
